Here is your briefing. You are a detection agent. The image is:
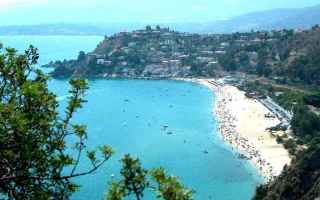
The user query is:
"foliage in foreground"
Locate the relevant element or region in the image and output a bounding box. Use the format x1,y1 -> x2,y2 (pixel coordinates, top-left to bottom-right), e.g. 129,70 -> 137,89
0,44 -> 114,199
0,44 -> 193,200
106,155 -> 193,200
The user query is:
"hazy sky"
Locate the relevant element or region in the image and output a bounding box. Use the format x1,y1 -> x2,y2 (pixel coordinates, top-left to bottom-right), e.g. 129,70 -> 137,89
0,0 -> 319,25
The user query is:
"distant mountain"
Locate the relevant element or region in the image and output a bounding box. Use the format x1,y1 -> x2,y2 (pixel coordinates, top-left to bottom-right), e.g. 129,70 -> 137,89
199,4 -> 320,33
0,23 -> 146,36
0,4 -> 320,35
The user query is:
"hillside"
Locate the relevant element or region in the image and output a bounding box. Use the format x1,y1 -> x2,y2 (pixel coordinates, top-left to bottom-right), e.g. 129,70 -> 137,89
47,26 -> 320,86
202,4 -> 320,33
222,26 -> 320,85
47,27 -> 220,78
253,143 -> 320,200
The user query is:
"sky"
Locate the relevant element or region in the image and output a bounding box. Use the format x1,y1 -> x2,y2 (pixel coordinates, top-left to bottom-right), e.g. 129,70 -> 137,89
0,0 -> 319,25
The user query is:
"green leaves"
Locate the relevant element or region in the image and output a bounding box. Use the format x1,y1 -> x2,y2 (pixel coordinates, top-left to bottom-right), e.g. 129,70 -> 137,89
106,182 -> 125,200
73,124 -> 87,139
87,150 -> 97,166
106,155 -> 193,200
69,79 -> 88,91
99,145 -> 114,159
120,154 -> 148,200
64,79 -> 89,129
0,44 -> 114,199
106,155 -> 148,200
291,104 -> 320,141
59,154 -> 74,166
150,168 -> 193,200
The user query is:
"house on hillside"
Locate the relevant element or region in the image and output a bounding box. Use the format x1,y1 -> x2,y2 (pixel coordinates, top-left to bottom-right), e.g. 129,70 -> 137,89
215,50 -> 226,55
97,59 -> 112,66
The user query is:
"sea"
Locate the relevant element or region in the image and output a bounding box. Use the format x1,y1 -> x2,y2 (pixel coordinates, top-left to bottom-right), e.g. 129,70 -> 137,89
0,35 -> 263,200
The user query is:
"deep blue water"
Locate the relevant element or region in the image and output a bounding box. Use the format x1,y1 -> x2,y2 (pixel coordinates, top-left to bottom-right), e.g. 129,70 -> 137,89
0,36 -> 262,200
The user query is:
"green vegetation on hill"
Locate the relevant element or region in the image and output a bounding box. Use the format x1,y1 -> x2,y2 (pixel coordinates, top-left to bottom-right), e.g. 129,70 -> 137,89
243,81 -> 320,200
48,26 -> 222,78
49,25 -> 320,87
291,104 -> 320,142
253,142 -> 320,200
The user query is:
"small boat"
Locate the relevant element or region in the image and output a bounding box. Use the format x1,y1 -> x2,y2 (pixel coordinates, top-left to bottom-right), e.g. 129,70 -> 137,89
162,125 -> 169,130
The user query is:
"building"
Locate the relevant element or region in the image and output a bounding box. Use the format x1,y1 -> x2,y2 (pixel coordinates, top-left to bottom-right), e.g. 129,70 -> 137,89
220,42 -> 230,47
97,59 -> 112,66
215,50 -> 226,55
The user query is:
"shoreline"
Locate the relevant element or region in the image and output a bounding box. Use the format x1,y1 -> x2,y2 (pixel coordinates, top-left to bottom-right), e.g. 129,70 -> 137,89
175,78 -> 291,182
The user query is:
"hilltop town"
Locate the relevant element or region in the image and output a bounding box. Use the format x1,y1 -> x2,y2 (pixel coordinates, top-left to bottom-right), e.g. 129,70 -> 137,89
47,25 -> 320,86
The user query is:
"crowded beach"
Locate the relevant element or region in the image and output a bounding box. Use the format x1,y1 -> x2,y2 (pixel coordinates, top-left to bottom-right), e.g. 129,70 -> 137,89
177,78 -> 292,182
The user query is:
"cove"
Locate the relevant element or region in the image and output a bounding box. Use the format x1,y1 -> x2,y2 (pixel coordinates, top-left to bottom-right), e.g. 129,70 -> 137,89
0,35 -> 263,200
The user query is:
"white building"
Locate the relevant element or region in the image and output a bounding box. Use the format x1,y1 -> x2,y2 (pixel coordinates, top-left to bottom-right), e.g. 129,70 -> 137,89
97,59 -> 112,66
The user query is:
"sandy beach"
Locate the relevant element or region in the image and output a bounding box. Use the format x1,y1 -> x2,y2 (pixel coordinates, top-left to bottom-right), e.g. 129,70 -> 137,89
177,78 -> 291,181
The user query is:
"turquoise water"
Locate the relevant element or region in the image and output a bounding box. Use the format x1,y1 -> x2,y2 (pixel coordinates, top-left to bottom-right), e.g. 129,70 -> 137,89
0,36 -> 262,200
0,35 -> 103,65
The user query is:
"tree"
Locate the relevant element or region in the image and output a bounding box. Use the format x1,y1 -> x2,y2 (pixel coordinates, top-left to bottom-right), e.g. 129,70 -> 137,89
219,54 -> 238,72
106,155 -> 193,200
77,51 -> 86,61
146,25 -> 152,32
256,49 -> 270,77
108,155 -> 148,200
0,45 -> 113,199
0,44 -> 193,199
291,104 -> 320,140
150,168 -> 193,200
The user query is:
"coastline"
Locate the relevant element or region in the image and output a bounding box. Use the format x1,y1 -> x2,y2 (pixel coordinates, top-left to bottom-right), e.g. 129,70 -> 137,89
176,78 -> 291,182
